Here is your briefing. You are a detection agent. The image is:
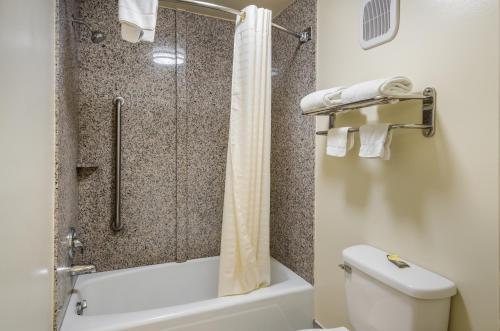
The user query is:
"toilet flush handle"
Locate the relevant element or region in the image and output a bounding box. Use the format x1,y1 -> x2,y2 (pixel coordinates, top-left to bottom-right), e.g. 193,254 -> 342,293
338,264 -> 352,273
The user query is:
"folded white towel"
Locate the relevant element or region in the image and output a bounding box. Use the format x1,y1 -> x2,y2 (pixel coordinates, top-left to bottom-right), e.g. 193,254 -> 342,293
300,86 -> 346,112
119,0 -> 158,43
359,124 -> 393,160
342,76 -> 413,104
327,127 -> 354,157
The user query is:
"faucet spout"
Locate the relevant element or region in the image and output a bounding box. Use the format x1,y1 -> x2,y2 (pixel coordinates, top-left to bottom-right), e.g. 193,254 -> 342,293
70,265 -> 96,276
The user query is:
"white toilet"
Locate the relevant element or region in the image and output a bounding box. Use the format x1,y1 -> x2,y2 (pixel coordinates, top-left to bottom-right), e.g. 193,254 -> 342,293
302,245 -> 457,331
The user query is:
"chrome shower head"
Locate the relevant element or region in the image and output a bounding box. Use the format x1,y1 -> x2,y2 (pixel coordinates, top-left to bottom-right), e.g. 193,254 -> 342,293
71,18 -> 106,44
90,31 -> 106,44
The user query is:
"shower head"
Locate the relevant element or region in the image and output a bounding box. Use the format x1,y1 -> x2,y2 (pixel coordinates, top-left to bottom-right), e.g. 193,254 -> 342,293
71,18 -> 106,44
90,31 -> 106,44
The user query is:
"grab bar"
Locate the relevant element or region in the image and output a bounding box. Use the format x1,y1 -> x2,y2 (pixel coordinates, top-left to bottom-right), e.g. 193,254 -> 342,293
112,97 -> 124,232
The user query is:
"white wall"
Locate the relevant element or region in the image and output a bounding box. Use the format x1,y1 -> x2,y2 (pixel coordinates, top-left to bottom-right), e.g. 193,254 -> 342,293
0,0 -> 55,330
315,1 -> 499,330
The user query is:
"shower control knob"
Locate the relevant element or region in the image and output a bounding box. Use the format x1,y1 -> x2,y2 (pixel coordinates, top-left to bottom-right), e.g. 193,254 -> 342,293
67,227 -> 84,259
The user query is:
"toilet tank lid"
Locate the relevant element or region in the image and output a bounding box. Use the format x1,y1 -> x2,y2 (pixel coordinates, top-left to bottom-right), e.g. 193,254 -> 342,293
343,245 -> 457,300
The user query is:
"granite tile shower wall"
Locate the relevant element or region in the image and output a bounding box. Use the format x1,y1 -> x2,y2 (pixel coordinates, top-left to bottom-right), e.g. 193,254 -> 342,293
73,0 -> 315,282
75,0 -> 234,270
76,0 -> 178,270
54,0 -> 81,328
270,0 -> 316,283
181,13 -> 234,260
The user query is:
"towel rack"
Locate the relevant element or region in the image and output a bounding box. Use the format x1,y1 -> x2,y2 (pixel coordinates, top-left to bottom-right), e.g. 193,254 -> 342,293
305,87 -> 436,138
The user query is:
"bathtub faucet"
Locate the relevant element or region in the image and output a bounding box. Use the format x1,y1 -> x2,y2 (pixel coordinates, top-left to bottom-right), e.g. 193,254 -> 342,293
70,265 -> 96,276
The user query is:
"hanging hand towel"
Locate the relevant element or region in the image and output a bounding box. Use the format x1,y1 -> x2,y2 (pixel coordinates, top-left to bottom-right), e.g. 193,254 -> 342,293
300,86 -> 346,113
359,124 -> 393,160
342,76 -> 413,104
327,127 -> 354,157
218,5 -> 272,297
119,0 -> 158,43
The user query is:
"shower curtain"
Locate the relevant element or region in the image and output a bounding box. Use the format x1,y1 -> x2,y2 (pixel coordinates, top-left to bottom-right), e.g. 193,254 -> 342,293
218,5 -> 272,297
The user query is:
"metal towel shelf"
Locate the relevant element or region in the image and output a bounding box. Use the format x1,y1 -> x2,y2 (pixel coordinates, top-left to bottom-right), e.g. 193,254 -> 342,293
304,87 -> 436,138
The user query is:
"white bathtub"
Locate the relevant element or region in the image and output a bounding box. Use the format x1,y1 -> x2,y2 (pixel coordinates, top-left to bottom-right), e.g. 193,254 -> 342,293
61,257 -> 314,331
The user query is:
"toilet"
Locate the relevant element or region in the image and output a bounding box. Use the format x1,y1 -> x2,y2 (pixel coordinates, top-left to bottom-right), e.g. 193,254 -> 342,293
301,245 -> 456,331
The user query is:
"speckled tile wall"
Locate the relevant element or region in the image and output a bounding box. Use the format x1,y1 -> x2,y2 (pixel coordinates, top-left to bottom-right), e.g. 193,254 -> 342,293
54,0 -> 80,328
75,0 -> 178,270
75,1 -> 235,270
183,13 -> 234,260
175,11 -> 189,262
270,0 -> 316,284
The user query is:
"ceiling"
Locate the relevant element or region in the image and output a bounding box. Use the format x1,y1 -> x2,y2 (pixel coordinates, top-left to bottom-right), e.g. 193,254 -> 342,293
159,0 -> 295,20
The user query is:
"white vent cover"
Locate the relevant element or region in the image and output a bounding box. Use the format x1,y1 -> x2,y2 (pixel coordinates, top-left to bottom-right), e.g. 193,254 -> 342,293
360,0 -> 400,50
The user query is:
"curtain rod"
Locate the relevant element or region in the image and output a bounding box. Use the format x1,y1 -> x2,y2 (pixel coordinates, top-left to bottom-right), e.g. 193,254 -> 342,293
158,0 -> 312,43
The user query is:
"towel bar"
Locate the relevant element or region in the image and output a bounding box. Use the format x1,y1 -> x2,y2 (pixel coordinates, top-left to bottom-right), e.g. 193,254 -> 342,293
315,124 -> 433,136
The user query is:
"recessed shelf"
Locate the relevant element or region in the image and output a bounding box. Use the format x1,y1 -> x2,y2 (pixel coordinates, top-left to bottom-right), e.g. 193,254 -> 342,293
77,164 -> 98,180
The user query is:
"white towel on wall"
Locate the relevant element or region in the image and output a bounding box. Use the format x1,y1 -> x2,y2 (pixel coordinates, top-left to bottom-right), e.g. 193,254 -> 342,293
327,127 -> 354,157
119,0 -> 158,43
359,124 -> 393,160
300,86 -> 346,112
342,76 -> 413,104
218,5 -> 272,297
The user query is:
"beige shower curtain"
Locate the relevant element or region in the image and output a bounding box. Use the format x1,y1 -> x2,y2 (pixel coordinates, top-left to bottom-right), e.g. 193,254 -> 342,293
218,5 -> 272,297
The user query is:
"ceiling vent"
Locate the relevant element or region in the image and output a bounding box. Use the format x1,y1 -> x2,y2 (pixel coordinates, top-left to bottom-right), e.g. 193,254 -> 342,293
360,0 -> 400,50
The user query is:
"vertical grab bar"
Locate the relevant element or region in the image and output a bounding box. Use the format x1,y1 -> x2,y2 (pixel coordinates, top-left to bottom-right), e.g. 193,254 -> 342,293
112,97 -> 124,232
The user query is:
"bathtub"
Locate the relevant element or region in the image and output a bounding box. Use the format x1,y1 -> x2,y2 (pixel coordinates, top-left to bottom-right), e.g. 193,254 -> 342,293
61,256 -> 314,331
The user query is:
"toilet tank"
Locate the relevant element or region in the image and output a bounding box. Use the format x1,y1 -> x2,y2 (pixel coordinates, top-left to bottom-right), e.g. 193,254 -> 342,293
342,245 -> 456,331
